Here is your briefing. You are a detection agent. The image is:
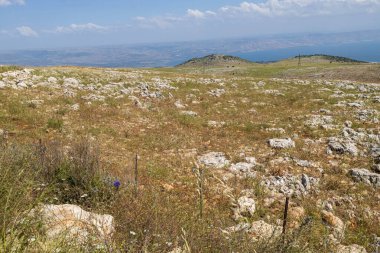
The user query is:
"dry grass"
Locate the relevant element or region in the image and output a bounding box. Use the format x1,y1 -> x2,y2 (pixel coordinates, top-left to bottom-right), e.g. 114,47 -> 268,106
0,61 -> 379,251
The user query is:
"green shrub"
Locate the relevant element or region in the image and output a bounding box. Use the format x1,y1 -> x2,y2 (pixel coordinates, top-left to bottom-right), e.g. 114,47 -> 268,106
47,118 -> 63,130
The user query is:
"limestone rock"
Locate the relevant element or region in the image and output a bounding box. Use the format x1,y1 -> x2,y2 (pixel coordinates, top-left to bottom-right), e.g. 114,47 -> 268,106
47,77 -> 58,83
33,204 -> 114,247
228,162 -> 256,178
198,152 -> 229,169
207,120 -> 225,128
327,138 -> 358,156
249,220 -> 282,242
321,210 -> 345,239
180,110 -> 198,117
349,168 -> 380,187
335,244 -> 367,253
262,174 -> 319,196
208,88 -> 225,97
305,115 -> 334,129
233,196 -> 256,220
268,138 -> 295,149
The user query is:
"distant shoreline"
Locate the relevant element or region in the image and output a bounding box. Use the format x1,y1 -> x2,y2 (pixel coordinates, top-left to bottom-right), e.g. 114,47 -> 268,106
0,40 -> 379,68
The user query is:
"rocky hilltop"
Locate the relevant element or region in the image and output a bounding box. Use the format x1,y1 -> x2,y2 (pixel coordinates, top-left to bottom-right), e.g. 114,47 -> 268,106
177,54 -> 253,67
0,60 -> 379,252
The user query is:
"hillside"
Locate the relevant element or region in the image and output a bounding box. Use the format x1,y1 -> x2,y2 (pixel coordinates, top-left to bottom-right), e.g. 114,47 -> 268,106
176,54 -> 253,67
0,62 -> 379,252
294,54 -> 367,63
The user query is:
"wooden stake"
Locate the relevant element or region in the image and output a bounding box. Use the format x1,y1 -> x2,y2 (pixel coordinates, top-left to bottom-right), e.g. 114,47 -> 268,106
134,154 -> 138,197
282,196 -> 290,235
298,54 -> 301,67
199,168 -> 204,219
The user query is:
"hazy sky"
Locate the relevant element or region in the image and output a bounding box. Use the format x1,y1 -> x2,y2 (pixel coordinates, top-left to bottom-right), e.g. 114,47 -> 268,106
0,0 -> 379,50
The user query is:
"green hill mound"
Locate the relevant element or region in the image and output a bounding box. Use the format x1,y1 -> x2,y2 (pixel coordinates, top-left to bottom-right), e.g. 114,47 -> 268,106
177,54 -> 253,67
295,54 -> 366,63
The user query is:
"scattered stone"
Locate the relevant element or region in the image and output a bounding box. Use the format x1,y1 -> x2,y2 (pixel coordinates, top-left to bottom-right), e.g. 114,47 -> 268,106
0,81 -> 5,89
47,77 -> 58,83
174,100 -> 186,109
266,128 -> 286,134
198,152 -> 229,169
268,138 -> 295,149
257,81 -> 266,87
161,183 -> 174,192
71,103 -> 80,111
63,89 -> 77,98
63,78 -> 80,87
294,159 -> 313,168
319,109 -> 331,114
372,164 -> 380,173
81,94 -> 106,101
207,121 -> 225,128
262,174 -> 319,196
233,196 -> 256,220
301,174 -> 311,190
347,102 -> 363,108
321,210 -> 345,240
370,147 -> 380,164
356,109 -> 378,122
208,88 -> 226,97
335,244 -> 367,253
349,169 -> 380,187
263,89 -> 284,96
32,204 -> 114,247
288,206 -> 306,228
327,138 -> 358,156
26,99 -> 44,107
249,220 -> 282,242
181,110 -> 198,117
305,115 -> 334,129
228,162 -> 256,178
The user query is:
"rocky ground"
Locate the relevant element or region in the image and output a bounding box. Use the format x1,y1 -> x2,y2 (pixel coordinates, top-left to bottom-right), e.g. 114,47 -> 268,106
0,62 -> 379,252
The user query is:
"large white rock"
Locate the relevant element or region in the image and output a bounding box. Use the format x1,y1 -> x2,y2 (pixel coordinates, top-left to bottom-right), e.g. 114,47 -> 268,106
268,138 -> 295,149
233,196 -> 256,220
34,204 -> 114,247
336,244 -> 367,253
321,210 -> 345,240
198,152 -> 229,169
249,220 -> 282,242
228,161 -> 256,178
349,168 -> 380,187
63,78 -> 80,88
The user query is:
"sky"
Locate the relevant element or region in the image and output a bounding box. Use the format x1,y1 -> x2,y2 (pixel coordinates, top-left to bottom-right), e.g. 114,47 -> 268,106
0,0 -> 380,50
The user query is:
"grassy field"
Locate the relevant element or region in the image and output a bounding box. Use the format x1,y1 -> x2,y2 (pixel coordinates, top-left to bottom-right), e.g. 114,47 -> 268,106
0,58 -> 379,252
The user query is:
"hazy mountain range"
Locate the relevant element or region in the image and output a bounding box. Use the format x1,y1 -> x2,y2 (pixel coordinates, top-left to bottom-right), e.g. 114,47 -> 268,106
1,30 -> 380,67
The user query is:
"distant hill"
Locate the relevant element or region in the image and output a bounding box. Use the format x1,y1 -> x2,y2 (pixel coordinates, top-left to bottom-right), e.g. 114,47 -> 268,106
176,54 -> 253,67
295,54 -> 367,63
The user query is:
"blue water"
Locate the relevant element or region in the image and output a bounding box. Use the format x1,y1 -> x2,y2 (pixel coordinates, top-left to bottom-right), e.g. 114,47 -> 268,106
235,41 -> 380,63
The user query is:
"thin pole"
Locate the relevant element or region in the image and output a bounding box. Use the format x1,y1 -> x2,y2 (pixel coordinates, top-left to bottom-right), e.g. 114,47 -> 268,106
134,154 -> 138,197
282,196 -> 290,235
199,168 -> 204,219
298,54 -> 301,67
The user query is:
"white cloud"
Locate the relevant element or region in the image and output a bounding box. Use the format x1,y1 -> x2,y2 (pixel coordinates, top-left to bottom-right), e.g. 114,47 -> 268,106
187,9 -> 217,19
135,16 -> 183,29
16,26 -> 38,37
220,0 -> 380,17
187,9 -> 206,18
0,0 -> 24,6
54,23 -> 108,33
134,0 -> 380,30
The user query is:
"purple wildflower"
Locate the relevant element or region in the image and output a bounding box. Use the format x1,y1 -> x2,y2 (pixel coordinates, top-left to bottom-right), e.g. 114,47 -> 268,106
113,180 -> 121,190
